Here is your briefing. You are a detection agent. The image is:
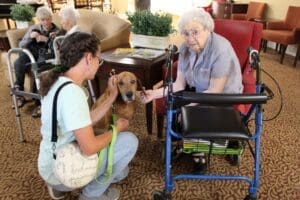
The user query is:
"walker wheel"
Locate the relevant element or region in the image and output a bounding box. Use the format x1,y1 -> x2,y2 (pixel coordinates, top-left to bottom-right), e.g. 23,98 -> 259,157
244,194 -> 257,200
152,191 -> 171,200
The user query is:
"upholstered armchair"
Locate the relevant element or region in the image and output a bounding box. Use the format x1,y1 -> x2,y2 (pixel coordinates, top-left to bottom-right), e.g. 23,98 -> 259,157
262,6 -> 300,66
231,1 -> 267,21
6,9 -> 131,52
154,19 -> 263,138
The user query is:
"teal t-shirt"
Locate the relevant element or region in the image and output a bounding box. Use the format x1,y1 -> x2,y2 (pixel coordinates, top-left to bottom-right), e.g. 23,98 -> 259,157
38,76 -> 91,185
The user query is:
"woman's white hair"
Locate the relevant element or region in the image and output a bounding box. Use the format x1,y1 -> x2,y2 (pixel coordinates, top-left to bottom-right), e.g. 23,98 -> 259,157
178,8 -> 214,32
59,5 -> 80,25
36,6 -> 53,19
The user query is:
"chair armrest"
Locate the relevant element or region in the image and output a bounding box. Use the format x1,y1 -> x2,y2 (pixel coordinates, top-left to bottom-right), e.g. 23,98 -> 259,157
6,28 -> 28,48
231,14 -> 247,20
293,27 -> 300,40
266,21 -> 288,30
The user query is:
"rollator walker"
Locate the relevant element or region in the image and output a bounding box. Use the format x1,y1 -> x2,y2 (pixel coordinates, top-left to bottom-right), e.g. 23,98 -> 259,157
6,36 -> 97,142
152,44 -> 274,199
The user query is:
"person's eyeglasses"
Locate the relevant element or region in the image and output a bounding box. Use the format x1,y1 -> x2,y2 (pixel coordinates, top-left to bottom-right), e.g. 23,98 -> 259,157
181,29 -> 202,38
96,56 -> 104,66
99,59 -> 104,66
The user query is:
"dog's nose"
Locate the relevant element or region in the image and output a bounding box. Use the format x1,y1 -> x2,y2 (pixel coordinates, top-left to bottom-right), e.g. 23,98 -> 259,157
126,91 -> 133,99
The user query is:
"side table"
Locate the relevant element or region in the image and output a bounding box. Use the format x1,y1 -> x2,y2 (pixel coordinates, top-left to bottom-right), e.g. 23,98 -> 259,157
96,48 -> 167,135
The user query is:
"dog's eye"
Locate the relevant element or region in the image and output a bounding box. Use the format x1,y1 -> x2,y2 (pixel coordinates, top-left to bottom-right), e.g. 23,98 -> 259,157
130,80 -> 136,84
118,81 -> 124,86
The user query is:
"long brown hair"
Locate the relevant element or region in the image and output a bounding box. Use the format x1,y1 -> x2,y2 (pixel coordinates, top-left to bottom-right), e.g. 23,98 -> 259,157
39,32 -> 100,97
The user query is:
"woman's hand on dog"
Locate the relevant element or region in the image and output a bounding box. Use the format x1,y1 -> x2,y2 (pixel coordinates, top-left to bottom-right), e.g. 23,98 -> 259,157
107,75 -> 118,101
116,118 -> 129,132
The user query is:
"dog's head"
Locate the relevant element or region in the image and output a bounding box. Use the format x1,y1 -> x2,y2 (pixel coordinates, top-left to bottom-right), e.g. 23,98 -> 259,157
116,71 -> 138,103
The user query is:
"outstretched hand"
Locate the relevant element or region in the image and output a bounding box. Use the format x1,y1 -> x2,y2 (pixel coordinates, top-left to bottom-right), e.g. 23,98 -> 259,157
140,89 -> 155,104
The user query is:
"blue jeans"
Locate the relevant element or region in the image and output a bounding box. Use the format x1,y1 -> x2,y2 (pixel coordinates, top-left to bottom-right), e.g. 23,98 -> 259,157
49,132 -> 138,198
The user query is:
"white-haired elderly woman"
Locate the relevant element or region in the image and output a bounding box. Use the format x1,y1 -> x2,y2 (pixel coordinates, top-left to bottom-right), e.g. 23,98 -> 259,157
59,5 -> 80,35
13,6 -> 59,117
51,6 -> 80,65
142,8 -> 243,172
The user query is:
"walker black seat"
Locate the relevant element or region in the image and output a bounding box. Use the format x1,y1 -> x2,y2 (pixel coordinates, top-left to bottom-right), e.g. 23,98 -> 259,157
181,106 -> 250,140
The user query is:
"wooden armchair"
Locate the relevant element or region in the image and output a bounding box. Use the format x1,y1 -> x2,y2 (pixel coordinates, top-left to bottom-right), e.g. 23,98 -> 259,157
262,6 -> 300,66
231,1 -> 266,21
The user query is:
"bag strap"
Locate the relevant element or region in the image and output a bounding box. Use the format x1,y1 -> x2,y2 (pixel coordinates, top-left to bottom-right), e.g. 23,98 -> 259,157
51,81 -> 72,158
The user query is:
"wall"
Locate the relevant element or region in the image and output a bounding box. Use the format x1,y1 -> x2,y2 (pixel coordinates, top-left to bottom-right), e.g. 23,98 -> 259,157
112,0 -> 211,14
113,0 -> 300,18
111,0 -> 129,13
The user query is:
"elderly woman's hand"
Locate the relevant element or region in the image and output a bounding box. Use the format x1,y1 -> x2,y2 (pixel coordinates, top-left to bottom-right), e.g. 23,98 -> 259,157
107,75 -> 118,101
36,35 -> 48,42
30,31 -> 39,39
49,32 -> 57,38
140,89 -> 155,104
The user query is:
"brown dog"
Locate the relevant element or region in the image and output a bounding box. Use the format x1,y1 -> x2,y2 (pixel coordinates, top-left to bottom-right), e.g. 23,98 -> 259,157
92,71 -> 139,131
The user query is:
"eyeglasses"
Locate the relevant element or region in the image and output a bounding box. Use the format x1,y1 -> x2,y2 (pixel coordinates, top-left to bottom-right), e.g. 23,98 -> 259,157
99,59 -> 104,66
181,29 -> 202,38
95,56 -> 104,66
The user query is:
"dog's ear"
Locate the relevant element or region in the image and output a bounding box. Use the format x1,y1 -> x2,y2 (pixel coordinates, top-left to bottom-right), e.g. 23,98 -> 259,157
137,79 -> 144,91
135,90 -> 143,102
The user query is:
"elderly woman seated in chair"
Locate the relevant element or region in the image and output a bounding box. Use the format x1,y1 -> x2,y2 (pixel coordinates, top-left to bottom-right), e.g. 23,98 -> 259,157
141,8 -> 243,172
51,5 -> 81,65
13,6 -> 59,118
58,5 -> 80,35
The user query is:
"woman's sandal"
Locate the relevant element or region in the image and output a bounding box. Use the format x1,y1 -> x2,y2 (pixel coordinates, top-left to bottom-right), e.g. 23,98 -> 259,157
12,96 -> 26,109
32,106 -> 41,118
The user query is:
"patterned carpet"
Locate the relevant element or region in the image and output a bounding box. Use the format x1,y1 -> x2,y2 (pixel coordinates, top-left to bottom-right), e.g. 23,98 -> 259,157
0,49 -> 299,200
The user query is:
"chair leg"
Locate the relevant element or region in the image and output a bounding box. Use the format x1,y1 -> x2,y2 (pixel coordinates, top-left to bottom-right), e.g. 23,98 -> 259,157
294,44 -> 300,67
156,113 -> 165,138
279,44 -> 283,54
259,39 -> 264,52
263,40 -> 267,52
275,43 -> 279,52
280,45 -> 287,64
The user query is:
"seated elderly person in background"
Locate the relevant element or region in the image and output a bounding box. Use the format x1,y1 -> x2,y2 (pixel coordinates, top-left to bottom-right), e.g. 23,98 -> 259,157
59,5 -> 80,35
141,8 -> 243,172
51,6 -> 81,64
13,6 -> 59,118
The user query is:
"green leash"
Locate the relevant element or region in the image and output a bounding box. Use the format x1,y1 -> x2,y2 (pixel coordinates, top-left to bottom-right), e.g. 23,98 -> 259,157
95,114 -> 118,183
